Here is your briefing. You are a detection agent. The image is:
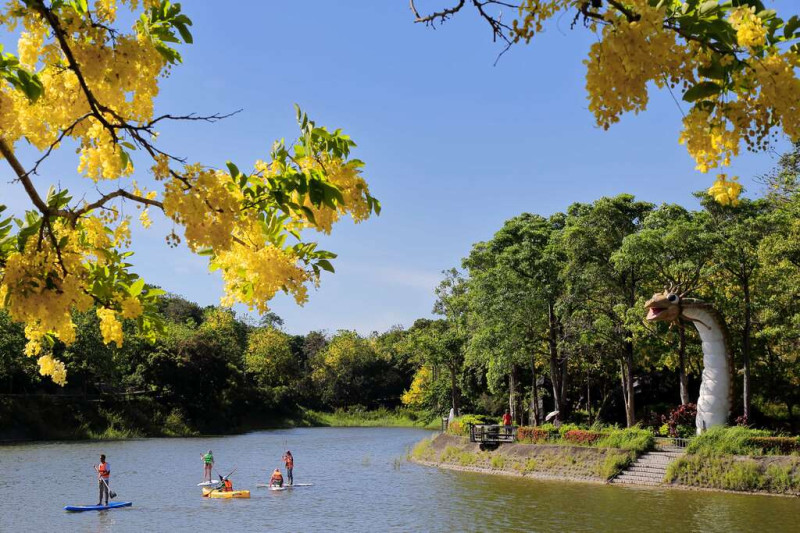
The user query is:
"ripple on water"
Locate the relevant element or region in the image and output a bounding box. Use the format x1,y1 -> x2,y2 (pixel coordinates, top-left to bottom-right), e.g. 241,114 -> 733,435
1,428 -> 799,532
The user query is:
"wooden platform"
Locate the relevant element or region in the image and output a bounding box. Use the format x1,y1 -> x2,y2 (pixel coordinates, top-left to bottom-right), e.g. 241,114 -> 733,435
469,424 -> 516,444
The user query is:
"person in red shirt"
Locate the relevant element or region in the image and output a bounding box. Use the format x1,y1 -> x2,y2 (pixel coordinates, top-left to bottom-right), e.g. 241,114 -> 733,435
282,451 -> 294,486
502,410 -> 512,426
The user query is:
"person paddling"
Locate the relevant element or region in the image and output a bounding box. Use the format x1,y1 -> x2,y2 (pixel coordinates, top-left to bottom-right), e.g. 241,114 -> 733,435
201,450 -> 214,482
282,451 -> 294,486
212,473 -> 234,492
94,454 -> 111,506
270,468 -> 283,488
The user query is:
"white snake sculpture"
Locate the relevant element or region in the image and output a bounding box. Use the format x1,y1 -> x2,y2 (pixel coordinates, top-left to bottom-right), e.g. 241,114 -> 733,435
645,291 -> 732,434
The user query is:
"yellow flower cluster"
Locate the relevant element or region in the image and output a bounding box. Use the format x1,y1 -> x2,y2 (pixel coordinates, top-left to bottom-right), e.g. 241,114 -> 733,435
751,53 -> 800,141
585,0 -> 695,130
214,230 -> 311,314
120,297 -> 144,319
512,1 -> 571,43
0,12 -> 166,181
728,6 -> 767,50
162,165 -> 243,251
678,108 -> 739,173
97,308 -> 124,347
707,174 -> 743,206
295,156 -> 372,234
37,354 -> 68,386
1,226 -> 92,357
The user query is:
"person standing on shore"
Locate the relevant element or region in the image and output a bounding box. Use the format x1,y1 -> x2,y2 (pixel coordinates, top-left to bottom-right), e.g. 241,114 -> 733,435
282,451 -> 294,486
94,454 -> 111,506
202,450 -> 214,482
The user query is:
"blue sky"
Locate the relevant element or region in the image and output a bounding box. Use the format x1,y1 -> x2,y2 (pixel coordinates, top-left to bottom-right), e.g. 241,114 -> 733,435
1,1 -> 794,334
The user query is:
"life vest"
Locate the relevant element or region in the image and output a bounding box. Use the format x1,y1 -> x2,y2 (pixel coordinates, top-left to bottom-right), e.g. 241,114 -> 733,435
98,462 -> 110,479
271,471 -> 283,485
203,454 -> 213,465
223,479 -> 233,492
284,455 -> 293,469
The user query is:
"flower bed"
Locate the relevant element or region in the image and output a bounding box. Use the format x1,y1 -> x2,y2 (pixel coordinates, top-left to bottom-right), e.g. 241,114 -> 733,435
563,429 -> 604,445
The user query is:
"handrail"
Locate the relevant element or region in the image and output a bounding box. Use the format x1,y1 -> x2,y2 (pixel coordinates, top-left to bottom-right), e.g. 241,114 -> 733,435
469,424 -> 516,443
654,436 -> 693,448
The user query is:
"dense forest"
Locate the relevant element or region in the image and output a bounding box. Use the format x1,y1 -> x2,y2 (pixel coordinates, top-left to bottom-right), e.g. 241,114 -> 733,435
1,146 -> 799,439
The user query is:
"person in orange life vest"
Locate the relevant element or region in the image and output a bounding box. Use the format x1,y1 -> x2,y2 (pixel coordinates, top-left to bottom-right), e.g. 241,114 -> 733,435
222,477 -> 233,492
502,410 -> 512,426
270,468 -> 283,488
94,454 -> 111,506
282,451 -> 294,486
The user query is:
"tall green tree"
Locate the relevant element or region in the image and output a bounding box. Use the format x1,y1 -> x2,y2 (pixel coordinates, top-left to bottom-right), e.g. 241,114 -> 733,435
614,204 -> 716,405
562,195 -> 654,426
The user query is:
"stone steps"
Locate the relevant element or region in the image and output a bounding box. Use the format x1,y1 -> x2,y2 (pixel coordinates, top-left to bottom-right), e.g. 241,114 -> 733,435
609,447 -> 686,487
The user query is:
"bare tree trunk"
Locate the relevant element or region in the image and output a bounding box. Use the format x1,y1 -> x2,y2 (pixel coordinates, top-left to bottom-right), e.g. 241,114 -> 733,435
508,366 -> 517,424
586,368 -> 592,423
742,280 -> 752,421
450,363 -> 460,417
678,326 -> 689,405
624,342 -> 636,427
530,352 -> 539,426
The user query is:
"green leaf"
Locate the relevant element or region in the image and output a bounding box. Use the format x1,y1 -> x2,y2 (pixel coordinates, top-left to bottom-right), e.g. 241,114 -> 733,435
316,259 -> 335,273
697,61 -> 726,80
698,1 -> 718,15
683,81 -> 722,102
226,161 -> 240,179
785,16 -> 800,39
129,278 -> 146,297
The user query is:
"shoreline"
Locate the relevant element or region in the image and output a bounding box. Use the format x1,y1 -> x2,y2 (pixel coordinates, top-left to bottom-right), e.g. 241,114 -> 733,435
411,433 -> 800,499
0,416 -> 436,445
411,456 -> 799,498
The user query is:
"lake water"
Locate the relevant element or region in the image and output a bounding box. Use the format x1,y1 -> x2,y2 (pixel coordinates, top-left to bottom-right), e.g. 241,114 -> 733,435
0,427 -> 798,532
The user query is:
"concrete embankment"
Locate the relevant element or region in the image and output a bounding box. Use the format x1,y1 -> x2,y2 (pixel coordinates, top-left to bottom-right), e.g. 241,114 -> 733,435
412,433 -> 800,497
409,433 -> 628,484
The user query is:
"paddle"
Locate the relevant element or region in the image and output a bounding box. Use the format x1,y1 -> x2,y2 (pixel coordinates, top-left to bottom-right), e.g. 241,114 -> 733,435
101,477 -> 117,500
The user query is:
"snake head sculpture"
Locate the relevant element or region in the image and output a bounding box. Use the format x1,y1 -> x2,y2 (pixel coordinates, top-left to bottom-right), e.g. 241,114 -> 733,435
644,290 -> 682,323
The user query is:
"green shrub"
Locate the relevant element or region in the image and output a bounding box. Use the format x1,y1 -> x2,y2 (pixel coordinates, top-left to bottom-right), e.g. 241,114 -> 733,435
764,463 -> 799,492
686,426 -> 774,456
747,437 -> 800,455
596,427 -> 653,454
599,451 -> 634,479
490,455 -> 506,469
446,414 -> 491,437
441,445 -> 460,462
458,451 -> 477,466
410,439 -> 435,461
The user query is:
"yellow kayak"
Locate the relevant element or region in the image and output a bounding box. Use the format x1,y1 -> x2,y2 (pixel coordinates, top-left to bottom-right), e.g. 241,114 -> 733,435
202,487 -> 250,499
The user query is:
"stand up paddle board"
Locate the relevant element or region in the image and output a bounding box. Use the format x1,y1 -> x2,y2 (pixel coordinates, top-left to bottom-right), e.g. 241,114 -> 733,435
197,481 -> 219,487
256,483 -> 314,489
64,501 -> 132,512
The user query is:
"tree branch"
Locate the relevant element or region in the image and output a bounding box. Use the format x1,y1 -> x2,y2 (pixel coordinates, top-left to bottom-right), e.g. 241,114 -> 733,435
0,136 -> 63,217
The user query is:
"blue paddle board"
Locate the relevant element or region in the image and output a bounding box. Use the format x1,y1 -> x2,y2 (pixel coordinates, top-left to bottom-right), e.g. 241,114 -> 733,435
64,501 -> 132,512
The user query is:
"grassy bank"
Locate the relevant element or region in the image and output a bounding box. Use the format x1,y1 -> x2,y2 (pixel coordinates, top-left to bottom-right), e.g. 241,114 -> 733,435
301,407 -> 439,429
410,431 -> 649,481
666,427 -> 800,495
